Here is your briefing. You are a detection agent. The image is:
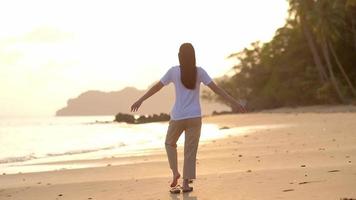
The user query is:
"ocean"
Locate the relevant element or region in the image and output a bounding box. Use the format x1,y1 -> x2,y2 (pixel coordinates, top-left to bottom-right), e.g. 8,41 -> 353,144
0,116 -> 228,174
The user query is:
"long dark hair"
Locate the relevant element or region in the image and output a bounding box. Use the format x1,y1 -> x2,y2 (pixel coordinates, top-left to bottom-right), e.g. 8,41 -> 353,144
179,43 -> 197,90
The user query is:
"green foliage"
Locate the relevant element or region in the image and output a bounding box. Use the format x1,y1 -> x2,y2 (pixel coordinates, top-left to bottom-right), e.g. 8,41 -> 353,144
204,0 -> 356,110
316,81 -> 340,103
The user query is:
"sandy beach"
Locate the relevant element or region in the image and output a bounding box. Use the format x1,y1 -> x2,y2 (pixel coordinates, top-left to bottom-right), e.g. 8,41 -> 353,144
1,107 -> 356,200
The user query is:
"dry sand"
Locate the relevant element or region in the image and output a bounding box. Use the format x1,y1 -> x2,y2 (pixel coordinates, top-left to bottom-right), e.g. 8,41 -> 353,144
1,107 -> 356,200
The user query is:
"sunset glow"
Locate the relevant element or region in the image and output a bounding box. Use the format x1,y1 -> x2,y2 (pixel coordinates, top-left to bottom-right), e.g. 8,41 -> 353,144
0,0 -> 288,116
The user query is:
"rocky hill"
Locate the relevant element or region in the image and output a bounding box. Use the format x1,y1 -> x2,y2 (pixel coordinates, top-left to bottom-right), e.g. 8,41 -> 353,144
56,85 -> 228,116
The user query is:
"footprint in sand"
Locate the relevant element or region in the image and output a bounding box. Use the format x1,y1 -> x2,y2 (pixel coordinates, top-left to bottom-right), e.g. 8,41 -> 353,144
282,189 -> 294,192
298,180 -> 325,185
219,126 -> 230,130
328,170 -> 340,173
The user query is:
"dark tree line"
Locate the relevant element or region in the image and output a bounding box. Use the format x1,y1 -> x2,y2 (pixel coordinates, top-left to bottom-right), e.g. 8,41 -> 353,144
204,0 -> 356,111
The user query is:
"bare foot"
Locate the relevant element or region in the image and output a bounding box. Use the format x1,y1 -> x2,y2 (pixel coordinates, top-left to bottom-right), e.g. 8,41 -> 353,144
181,186 -> 193,193
182,179 -> 193,192
170,173 -> 180,187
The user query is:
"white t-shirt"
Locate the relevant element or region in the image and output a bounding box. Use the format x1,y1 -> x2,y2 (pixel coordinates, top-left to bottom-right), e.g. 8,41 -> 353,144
160,66 -> 213,120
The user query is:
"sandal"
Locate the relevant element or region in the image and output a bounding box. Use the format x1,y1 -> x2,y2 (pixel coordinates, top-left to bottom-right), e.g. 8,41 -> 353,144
170,185 -> 181,194
181,186 -> 193,193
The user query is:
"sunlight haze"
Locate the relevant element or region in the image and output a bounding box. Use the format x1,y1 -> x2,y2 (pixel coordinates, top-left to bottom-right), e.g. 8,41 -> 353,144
0,0 -> 288,116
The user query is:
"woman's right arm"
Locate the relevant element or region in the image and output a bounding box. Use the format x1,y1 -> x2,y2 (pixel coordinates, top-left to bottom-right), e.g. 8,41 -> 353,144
130,81 -> 164,112
207,81 -> 247,113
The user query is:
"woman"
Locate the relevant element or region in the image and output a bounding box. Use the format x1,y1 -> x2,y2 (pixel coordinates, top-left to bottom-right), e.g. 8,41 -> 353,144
131,43 -> 246,193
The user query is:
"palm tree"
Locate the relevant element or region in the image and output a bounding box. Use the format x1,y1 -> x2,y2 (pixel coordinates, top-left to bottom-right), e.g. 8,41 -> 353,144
313,0 -> 356,98
320,34 -> 345,102
288,0 -> 355,102
288,0 -> 328,83
346,0 -> 356,50
328,40 -> 356,97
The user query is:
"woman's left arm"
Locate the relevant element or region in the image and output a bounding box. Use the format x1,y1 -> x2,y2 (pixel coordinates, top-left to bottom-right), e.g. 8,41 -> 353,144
131,81 -> 164,112
207,81 -> 247,113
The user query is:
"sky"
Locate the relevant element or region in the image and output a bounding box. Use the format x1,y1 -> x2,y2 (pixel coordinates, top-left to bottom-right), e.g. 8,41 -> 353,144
0,0 -> 289,117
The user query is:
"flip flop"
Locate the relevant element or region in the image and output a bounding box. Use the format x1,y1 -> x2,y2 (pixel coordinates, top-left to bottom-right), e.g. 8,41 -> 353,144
170,185 -> 181,194
181,186 -> 193,193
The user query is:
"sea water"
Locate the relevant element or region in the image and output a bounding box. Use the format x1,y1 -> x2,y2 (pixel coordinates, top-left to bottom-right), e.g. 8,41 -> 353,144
0,116 -> 225,174
0,116 -> 287,174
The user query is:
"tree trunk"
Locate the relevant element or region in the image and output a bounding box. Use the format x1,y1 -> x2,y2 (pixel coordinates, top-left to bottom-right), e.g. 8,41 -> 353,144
352,17 -> 356,51
300,15 -> 329,83
321,36 -> 346,103
347,0 -> 356,50
328,40 -> 356,97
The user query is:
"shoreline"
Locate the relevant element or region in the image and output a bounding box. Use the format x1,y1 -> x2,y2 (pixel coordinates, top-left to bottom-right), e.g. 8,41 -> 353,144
1,109 -> 356,199
0,123 -> 289,175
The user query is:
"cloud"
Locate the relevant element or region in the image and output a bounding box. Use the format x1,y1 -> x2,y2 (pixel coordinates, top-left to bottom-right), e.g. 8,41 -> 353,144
0,49 -> 22,65
0,26 -> 74,45
22,26 -> 74,43
0,26 -> 75,67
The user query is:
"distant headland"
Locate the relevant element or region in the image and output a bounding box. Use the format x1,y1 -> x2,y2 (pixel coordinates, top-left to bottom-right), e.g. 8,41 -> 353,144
56,84 -> 228,116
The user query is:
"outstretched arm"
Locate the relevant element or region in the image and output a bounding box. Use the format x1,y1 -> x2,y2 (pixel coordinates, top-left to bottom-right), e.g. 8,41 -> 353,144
207,81 -> 247,113
131,81 -> 164,112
